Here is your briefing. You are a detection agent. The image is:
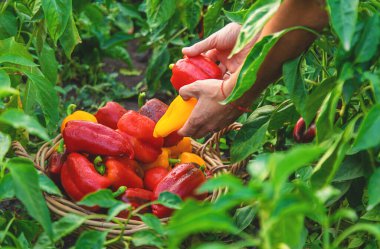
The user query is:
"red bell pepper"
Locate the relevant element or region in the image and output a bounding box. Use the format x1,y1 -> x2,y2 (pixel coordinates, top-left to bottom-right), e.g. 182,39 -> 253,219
61,153 -> 111,202
95,102 -> 127,129
104,157 -> 143,190
47,151 -> 66,186
105,156 -> 144,178
117,111 -> 163,163
63,120 -> 134,158
118,188 -> 154,218
152,163 -> 206,218
293,117 -> 316,143
139,98 -> 183,147
144,167 -> 169,191
170,55 -> 223,91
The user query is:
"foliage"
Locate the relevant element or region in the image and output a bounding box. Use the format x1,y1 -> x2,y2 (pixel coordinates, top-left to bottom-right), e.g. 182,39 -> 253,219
1,0 -> 380,248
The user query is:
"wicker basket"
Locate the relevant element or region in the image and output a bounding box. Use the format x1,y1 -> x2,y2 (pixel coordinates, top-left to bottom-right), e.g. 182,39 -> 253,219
12,122 -> 247,243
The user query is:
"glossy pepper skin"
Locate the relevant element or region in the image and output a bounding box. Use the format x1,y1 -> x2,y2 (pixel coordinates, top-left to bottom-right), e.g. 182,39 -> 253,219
47,151 -> 66,186
139,98 -> 183,147
293,117 -> 316,143
95,102 -> 127,129
153,96 -> 197,138
63,121 -> 134,158
178,152 -> 206,167
170,55 -> 223,91
61,153 -> 111,202
118,188 -> 154,218
142,148 -> 171,171
152,163 -> 206,218
118,111 -> 163,163
167,137 -> 192,157
144,167 -> 169,191
105,157 -> 144,178
61,111 -> 97,133
104,158 -> 143,191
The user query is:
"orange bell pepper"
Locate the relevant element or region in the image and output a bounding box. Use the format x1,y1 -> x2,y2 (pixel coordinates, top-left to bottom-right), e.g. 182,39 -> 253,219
142,148 -> 171,170
61,110 -> 97,133
166,137 -> 192,157
153,96 -> 197,138
178,152 -> 206,167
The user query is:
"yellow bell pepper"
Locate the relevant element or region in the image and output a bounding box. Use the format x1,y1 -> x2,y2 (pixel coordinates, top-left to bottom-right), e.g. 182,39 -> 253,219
142,148 -> 171,170
178,152 -> 206,167
60,110 -> 97,133
167,137 -> 192,157
153,96 -> 197,138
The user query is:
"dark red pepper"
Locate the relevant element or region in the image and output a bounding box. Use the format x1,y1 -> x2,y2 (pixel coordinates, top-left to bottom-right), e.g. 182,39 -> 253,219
152,163 -> 206,218
95,102 -> 127,129
118,188 -> 153,218
104,157 -> 143,191
170,55 -> 223,91
139,98 -> 183,147
144,167 -> 169,191
47,151 -> 66,186
63,120 -> 134,158
117,111 -> 163,163
61,153 -> 111,202
293,117 -> 316,143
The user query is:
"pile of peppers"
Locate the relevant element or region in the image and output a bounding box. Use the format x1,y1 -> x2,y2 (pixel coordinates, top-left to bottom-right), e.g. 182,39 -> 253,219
51,98 -> 210,218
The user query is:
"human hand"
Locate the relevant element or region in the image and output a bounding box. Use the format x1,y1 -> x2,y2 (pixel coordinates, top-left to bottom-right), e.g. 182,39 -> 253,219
177,75 -> 245,138
182,22 -> 258,74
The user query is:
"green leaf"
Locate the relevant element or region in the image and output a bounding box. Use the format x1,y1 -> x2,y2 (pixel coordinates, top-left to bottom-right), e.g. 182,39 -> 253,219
0,37 -> 36,66
146,0 -> 175,29
333,155 -> 365,182
107,203 -> 130,221
223,9 -> 248,24
157,191 -> 182,209
326,0 -> 359,51
177,0 -> 202,31
233,205 -> 257,231
132,230 -> 164,248
42,0 -> 72,43
7,158 -> 53,238
0,131 -> 11,161
77,189 -> 121,208
268,101 -> 298,131
38,174 -> 62,196
362,206 -> 380,222
23,71 -> 59,130
223,28 -> 293,104
230,116 -> 269,163
283,56 -> 307,116
0,69 -> 17,97
203,0 -> 223,37
364,72 -> 380,103
352,104 -> 380,152
355,14 -> 380,63
0,109 -> 49,140
59,14 -> 81,58
39,43 -> 58,84
53,214 -> 86,242
230,0 -> 281,56
368,168 -> 380,210
0,11 -> 18,39
145,46 -> 170,93
74,230 -> 107,249
0,174 -> 15,199
197,174 -> 244,193
139,213 -> 164,235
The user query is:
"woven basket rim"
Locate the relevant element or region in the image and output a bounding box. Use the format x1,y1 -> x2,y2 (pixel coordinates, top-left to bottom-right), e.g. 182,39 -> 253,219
12,122 -> 247,237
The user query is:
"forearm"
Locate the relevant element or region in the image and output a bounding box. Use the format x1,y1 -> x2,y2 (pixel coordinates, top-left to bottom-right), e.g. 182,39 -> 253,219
228,0 -> 328,107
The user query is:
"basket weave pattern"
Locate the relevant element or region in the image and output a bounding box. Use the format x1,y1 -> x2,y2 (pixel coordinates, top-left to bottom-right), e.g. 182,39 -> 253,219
11,122 -> 246,237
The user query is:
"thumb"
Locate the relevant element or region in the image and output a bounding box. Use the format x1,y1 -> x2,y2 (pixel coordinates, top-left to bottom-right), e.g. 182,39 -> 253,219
179,83 -> 200,101
182,35 -> 217,57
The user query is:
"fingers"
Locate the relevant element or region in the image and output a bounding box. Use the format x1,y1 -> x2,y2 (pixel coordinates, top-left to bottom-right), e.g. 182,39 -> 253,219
182,34 -> 217,57
179,83 -> 200,101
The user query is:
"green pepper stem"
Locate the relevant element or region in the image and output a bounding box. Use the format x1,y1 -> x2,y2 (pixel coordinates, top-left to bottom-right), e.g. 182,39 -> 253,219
93,156 -> 106,175
57,140 -> 65,154
169,64 -> 174,70
169,158 -> 181,164
112,186 -> 127,198
66,104 -> 77,115
138,92 -> 146,108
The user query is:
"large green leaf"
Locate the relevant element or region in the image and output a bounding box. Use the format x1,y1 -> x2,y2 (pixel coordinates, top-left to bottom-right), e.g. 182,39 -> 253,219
368,168 -> 380,210
230,0 -> 280,56
354,14 -> 380,63
203,0 -> 223,37
223,28 -> 294,104
177,0 -> 202,31
38,174 -> 62,196
7,158 -> 53,238
0,69 -> 18,97
59,14 -> 81,58
146,0 -> 176,29
145,45 -> 170,93
74,230 -> 107,249
0,173 -> 15,199
38,43 -> 58,84
0,11 -> 18,39
41,0 -> 72,43
132,230 -> 164,248
22,71 -> 59,129
0,131 -> 11,161
0,109 -> 49,141
326,0 -> 359,51
352,104 -> 380,152
0,37 -> 36,66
